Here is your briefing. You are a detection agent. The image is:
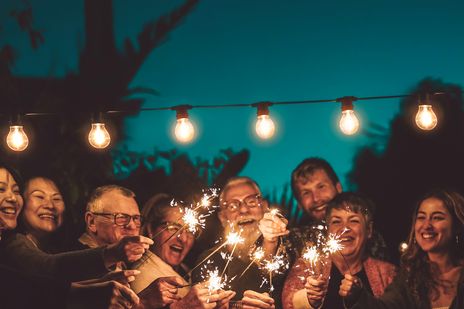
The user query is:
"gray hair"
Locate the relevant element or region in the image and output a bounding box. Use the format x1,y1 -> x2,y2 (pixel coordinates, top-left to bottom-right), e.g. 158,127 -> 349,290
86,185 -> 135,212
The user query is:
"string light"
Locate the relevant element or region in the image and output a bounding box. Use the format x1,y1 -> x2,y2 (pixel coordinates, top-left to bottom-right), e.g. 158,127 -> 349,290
2,92 -> 448,151
415,94 -> 438,130
6,124 -> 29,152
254,102 -> 276,139
173,105 -> 195,143
88,113 -> 111,149
338,96 -> 360,135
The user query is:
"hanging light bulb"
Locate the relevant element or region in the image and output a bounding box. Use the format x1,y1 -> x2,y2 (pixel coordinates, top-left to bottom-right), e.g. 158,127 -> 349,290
415,95 -> 437,130
173,105 -> 195,143
254,102 -> 276,139
6,125 -> 29,152
338,97 -> 360,135
88,122 -> 111,149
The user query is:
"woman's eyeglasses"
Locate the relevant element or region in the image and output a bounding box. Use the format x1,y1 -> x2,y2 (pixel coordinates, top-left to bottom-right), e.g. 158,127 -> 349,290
158,221 -> 201,238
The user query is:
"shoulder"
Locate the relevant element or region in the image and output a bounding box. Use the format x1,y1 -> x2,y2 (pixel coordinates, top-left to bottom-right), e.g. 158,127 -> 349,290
365,257 -> 397,273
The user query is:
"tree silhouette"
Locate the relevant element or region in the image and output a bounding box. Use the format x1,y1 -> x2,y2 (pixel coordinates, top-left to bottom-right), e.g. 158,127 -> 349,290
349,78 -> 464,262
0,0 -> 198,211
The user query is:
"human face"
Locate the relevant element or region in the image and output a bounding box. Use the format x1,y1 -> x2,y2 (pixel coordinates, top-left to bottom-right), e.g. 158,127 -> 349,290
219,182 -> 266,235
0,168 -> 23,238
152,207 -> 194,267
90,190 -> 140,245
327,208 -> 371,261
414,197 -> 454,255
23,178 -> 65,236
295,169 -> 342,222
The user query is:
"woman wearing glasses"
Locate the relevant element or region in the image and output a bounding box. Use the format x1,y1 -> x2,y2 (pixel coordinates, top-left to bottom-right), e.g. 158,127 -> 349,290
130,193 -> 235,309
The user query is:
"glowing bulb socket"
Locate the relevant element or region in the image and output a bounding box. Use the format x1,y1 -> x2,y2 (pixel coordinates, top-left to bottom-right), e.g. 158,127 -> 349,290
254,102 -> 276,139
6,125 -> 29,152
88,123 -> 111,149
173,106 -> 195,143
415,104 -> 437,130
338,97 -> 360,135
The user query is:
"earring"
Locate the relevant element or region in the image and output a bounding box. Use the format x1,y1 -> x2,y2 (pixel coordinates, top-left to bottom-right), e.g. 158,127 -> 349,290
413,237 -> 417,244
456,235 -> 459,244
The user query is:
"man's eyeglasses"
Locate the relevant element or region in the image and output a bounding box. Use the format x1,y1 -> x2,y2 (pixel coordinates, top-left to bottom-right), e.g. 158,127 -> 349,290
222,194 -> 262,212
159,221 -> 201,238
92,212 -> 143,227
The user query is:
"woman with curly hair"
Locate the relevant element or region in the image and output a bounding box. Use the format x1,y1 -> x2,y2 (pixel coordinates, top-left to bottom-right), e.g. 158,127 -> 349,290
340,188 -> 464,309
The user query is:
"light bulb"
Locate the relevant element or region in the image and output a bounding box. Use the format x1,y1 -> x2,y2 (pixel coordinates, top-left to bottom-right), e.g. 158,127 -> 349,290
415,105 -> 437,130
339,110 -> 360,135
88,123 -> 111,149
174,117 -> 195,143
398,241 -> 409,254
255,114 -> 275,139
6,125 -> 29,152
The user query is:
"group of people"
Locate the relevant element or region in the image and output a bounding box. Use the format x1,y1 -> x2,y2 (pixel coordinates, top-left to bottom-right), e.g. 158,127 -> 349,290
0,157 -> 463,309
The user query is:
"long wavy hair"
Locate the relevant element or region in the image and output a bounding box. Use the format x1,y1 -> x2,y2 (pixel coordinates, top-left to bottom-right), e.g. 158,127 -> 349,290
401,189 -> 464,307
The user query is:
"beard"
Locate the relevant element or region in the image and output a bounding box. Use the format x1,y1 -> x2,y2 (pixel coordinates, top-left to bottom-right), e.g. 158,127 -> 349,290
223,222 -> 261,262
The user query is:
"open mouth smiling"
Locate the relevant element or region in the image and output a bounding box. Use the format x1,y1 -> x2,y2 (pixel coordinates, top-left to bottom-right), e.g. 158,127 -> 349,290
0,206 -> 18,217
38,213 -> 58,222
237,218 -> 255,226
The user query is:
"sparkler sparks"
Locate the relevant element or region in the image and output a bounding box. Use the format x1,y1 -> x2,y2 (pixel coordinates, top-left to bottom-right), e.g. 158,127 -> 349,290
181,208 -> 206,234
325,233 -> 344,254
261,253 -> 289,294
226,231 -> 244,246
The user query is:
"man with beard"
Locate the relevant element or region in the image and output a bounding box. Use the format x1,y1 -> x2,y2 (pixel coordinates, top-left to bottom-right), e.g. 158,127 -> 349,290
193,177 -> 289,309
288,157 -> 389,264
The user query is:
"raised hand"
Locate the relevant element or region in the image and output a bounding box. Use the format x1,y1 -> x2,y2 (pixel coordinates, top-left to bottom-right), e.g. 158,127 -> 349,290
305,275 -> 328,308
241,290 -> 275,309
258,211 -> 289,242
215,290 -> 236,309
170,283 -> 221,309
104,235 -> 154,266
339,273 -> 362,298
138,276 -> 184,308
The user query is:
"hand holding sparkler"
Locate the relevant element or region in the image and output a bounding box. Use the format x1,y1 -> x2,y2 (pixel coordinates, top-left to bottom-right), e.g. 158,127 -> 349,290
169,283 -> 220,309
305,275 -> 329,308
138,276 -> 184,308
241,290 -> 275,309
258,209 -> 289,243
339,273 -> 363,298
104,235 -> 153,266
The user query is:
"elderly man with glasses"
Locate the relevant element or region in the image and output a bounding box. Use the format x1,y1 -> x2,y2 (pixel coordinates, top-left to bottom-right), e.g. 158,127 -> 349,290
192,176 -> 289,309
78,185 -> 152,267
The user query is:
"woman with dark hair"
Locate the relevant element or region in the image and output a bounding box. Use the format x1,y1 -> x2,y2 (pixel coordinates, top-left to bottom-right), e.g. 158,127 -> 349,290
0,163 -> 140,309
340,188 -> 464,309
283,192 -> 397,309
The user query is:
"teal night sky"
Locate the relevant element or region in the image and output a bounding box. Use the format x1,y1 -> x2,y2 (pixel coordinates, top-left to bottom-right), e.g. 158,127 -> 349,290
3,0 -> 464,195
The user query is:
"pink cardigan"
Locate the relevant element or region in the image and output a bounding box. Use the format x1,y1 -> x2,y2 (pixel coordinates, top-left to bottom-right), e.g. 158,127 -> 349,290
282,257 -> 397,309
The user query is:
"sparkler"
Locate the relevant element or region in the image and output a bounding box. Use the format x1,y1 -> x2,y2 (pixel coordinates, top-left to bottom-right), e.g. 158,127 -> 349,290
187,230 -> 244,276
261,252 -> 288,296
158,188 -> 220,245
238,246 -> 265,278
324,230 -> 352,275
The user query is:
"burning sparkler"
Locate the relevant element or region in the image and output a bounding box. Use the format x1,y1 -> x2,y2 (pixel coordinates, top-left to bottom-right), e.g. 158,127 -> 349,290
159,189 -> 220,245
261,252 -> 289,296
238,246 -> 265,278
188,229 -> 245,276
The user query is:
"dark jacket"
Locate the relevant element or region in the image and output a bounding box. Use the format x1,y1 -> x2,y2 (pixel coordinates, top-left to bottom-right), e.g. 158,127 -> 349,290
0,233 -> 108,281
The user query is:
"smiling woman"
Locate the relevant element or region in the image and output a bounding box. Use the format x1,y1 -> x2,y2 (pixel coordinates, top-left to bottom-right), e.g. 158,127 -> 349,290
282,192 -> 397,309
339,189 -> 464,309
19,177 -> 65,251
